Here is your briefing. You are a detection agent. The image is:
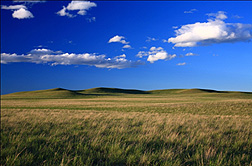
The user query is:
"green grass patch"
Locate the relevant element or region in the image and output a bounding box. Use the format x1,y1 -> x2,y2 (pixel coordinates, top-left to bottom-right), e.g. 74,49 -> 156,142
1,88 -> 252,165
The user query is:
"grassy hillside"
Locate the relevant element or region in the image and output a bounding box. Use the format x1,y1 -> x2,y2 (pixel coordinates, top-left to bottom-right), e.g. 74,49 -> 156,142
1,88 -> 252,165
149,88 -> 251,94
1,88 -> 85,99
2,87 -> 252,100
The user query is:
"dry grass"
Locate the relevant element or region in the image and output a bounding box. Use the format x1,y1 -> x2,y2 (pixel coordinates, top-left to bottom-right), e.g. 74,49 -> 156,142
1,94 -> 252,165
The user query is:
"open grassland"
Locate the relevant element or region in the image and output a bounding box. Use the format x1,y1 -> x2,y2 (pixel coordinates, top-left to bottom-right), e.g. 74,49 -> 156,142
1,88 -> 252,165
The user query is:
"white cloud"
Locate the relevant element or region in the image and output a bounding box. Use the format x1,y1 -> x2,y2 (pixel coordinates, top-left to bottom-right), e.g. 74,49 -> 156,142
184,9 -> 197,14
1,49 -> 143,69
13,0 -> 46,4
137,47 -> 176,63
77,10 -> 86,15
207,11 -> 227,20
150,46 -> 162,51
57,1 -> 97,18
12,8 -> 34,19
177,62 -> 186,66
31,48 -> 53,52
108,35 -> 129,44
56,6 -> 75,18
66,1 -> 96,11
136,51 -> 148,58
1,4 -> 34,19
29,48 -> 56,55
185,52 -> 198,56
87,17 -> 96,22
1,5 -> 27,10
115,54 -> 126,58
232,15 -> 242,19
122,45 -> 132,49
168,11 -> 252,47
148,52 -> 171,63
146,37 -> 158,42
1,53 -> 32,63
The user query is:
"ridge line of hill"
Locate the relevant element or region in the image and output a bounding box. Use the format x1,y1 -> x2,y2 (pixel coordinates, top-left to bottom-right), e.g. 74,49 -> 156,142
2,87 -> 252,97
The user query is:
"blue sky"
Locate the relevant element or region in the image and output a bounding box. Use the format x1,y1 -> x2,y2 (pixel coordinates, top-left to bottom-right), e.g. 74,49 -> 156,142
1,1 -> 252,94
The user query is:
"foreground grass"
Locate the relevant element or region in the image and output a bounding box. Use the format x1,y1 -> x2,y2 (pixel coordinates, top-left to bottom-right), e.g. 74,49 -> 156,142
1,94 -> 252,165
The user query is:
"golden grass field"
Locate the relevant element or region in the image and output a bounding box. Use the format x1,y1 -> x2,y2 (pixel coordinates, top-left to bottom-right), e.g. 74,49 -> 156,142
1,88 -> 252,165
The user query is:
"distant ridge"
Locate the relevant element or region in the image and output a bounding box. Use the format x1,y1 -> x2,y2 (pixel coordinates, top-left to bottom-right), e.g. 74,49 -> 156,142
149,88 -> 224,94
1,88 -> 84,99
1,87 -> 251,99
78,87 -> 149,94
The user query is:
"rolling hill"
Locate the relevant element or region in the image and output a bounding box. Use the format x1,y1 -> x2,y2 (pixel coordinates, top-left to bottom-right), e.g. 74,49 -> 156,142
149,88 -> 222,94
1,87 -> 252,99
1,88 -> 84,99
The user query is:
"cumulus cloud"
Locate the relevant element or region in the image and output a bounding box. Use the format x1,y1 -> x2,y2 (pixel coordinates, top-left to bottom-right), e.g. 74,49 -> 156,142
57,6 -> 74,18
12,8 -> 34,19
1,49 -> 143,69
57,1 -> 97,18
177,62 -> 186,66
108,35 -> 129,44
168,11 -> 252,47
137,47 -> 176,63
67,1 -> 96,11
1,4 -> 34,19
184,9 -> 197,14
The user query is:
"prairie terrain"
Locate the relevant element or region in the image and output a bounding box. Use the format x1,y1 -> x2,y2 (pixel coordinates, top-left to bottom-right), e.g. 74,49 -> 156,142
1,88 -> 252,165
